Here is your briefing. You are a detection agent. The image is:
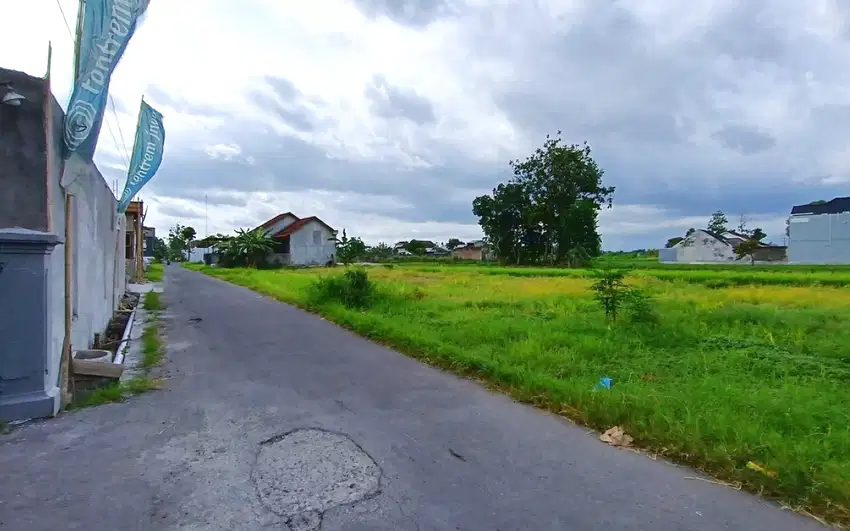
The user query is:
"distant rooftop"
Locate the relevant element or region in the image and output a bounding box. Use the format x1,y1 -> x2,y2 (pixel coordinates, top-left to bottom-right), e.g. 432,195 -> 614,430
791,197 -> 850,216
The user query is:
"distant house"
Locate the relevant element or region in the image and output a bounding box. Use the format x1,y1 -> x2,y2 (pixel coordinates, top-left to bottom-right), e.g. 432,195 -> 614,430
452,240 -> 489,261
659,230 -> 786,264
259,212 -> 337,266
788,197 -> 850,264
393,239 -> 440,256
142,226 -> 157,258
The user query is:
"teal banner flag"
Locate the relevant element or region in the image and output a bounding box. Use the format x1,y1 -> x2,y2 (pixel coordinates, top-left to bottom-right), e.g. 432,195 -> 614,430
64,0 -> 150,160
117,100 -> 164,213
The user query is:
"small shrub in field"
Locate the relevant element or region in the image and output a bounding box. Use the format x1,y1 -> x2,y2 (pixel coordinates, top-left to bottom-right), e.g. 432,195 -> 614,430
624,289 -> 659,325
590,269 -> 630,322
309,268 -> 374,308
590,269 -> 658,324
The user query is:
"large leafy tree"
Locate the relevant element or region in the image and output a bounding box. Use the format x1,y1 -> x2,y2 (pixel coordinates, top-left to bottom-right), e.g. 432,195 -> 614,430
472,132 -> 614,265
707,210 -> 728,234
167,223 -> 194,261
446,238 -> 464,250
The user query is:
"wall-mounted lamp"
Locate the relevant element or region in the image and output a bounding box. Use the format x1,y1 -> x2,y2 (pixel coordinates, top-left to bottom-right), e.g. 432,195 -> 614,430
0,82 -> 26,106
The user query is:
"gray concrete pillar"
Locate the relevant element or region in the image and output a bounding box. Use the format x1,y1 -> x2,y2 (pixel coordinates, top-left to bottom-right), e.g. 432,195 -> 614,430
0,228 -> 62,421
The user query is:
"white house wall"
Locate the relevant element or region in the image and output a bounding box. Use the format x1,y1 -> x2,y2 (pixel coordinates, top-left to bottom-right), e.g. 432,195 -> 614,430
290,220 -> 336,265
263,214 -> 298,236
788,213 -> 850,264
673,231 -> 736,263
48,151 -> 126,399
187,246 -> 213,263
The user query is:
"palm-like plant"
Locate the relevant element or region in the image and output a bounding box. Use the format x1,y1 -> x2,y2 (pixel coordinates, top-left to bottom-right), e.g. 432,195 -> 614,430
225,228 -> 276,268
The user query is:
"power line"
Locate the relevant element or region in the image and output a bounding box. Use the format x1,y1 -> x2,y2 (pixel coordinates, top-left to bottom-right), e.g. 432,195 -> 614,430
108,94 -> 132,163
54,0 -> 74,38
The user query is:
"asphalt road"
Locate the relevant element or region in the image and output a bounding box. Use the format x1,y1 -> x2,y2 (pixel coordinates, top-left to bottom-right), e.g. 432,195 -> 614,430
0,265 -> 825,530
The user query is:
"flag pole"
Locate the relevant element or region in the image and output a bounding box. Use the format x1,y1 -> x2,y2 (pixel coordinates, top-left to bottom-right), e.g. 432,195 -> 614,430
45,41 -> 54,232
72,0 -> 85,79
61,0 -> 87,407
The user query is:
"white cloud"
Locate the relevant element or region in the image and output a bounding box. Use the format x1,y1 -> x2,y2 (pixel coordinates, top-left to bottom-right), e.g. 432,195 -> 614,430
2,0 -> 849,249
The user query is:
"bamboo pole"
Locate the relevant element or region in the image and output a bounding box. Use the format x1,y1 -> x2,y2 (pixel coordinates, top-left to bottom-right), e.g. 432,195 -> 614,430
45,42 -> 54,232
59,193 -> 74,407
60,0 -> 86,407
136,203 -> 143,280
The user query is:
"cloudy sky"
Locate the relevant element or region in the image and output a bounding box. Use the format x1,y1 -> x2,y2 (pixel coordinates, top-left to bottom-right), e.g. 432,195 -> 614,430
3,0 -> 850,249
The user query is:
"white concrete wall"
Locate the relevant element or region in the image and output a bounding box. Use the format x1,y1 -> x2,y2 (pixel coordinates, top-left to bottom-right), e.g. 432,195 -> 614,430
47,148 -> 126,397
263,214 -> 298,236
187,246 -> 213,263
290,220 -> 336,265
673,230 -> 736,263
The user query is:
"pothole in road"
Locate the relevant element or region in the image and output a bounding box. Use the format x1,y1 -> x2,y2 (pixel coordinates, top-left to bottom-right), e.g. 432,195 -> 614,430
253,428 -> 382,531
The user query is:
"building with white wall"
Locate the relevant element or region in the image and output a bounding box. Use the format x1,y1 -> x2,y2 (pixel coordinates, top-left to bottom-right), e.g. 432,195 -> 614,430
658,229 -> 786,264
0,67 -> 126,421
259,212 -> 337,266
788,197 -> 850,264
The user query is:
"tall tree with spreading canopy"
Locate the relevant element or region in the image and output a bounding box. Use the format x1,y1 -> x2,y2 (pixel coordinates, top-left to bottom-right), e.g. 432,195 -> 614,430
446,238 -> 464,250
472,133 -> 614,265
707,210 -> 728,234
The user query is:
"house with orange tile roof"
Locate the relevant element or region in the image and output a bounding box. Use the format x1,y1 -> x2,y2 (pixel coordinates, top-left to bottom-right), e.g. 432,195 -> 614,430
257,212 -> 337,266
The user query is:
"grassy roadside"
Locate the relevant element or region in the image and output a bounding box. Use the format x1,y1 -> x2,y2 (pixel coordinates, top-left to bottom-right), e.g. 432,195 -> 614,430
72,291 -> 166,408
185,262 -> 850,526
145,263 -> 164,282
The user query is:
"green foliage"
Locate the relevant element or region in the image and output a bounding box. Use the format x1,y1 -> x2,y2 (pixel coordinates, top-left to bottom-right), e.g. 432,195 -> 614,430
589,269 -> 658,324
196,233 -> 230,249
144,263 -> 163,282
589,269 -> 630,322
406,240 -> 427,255
446,238 -> 464,250
364,242 -> 393,261
473,132 -> 614,266
152,237 -> 169,263
623,289 -> 659,325
193,262 -> 850,524
180,226 -> 196,245
220,227 -> 276,268
665,237 -> 684,248
735,238 -> 763,265
142,291 -> 163,311
167,223 -> 197,261
331,229 -> 367,266
308,268 -> 374,308
139,319 -> 164,369
72,377 -> 158,408
707,210 -> 728,234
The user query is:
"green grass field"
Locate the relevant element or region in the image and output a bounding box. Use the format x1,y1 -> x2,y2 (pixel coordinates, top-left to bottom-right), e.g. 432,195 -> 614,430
186,261 -> 850,524
145,263 -> 164,282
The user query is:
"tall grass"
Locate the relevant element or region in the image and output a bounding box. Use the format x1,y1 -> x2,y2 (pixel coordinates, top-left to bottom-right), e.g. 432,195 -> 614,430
187,263 -> 850,525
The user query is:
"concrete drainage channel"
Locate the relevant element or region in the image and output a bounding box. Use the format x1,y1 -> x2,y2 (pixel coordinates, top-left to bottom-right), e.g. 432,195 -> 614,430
71,304 -> 139,390
252,428 -> 383,531
71,284 -> 159,394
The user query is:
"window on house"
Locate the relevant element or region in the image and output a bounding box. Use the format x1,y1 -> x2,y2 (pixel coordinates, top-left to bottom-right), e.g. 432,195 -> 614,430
274,237 -> 290,254
312,230 -> 322,245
